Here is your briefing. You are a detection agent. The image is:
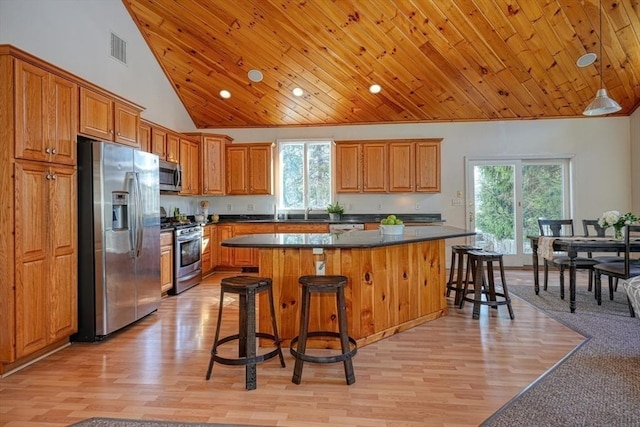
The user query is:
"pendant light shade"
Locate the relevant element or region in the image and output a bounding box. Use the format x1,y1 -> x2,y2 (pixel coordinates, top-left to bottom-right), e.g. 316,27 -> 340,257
583,1 -> 621,116
583,88 -> 622,116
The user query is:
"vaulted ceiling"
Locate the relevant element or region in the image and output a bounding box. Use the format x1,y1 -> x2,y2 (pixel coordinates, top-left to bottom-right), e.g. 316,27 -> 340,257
123,0 -> 640,128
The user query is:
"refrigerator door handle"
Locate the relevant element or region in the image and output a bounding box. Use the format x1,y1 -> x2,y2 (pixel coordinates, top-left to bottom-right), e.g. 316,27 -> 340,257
125,172 -> 137,258
133,172 -> 144,258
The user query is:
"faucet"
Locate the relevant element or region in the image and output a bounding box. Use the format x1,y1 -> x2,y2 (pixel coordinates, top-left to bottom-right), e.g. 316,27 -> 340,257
304,207 -> 311,220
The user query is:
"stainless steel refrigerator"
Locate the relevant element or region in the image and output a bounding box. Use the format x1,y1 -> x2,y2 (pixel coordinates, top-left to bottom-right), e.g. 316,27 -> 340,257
75,137 -> 161,341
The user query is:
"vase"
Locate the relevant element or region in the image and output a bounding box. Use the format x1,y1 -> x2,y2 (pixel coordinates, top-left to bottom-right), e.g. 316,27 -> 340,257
613,226 -> 623,241
329,213 -> 340,221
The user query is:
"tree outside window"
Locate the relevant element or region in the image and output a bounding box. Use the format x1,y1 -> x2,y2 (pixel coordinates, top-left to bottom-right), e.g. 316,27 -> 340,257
278,141 -> 331,210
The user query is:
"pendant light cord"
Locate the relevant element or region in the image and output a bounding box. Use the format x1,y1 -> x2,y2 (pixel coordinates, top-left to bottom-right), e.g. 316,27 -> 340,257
599,0 -> 603,89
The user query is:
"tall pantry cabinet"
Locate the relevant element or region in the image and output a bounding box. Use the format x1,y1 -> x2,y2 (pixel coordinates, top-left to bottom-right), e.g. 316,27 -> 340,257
0,46 -> 78,373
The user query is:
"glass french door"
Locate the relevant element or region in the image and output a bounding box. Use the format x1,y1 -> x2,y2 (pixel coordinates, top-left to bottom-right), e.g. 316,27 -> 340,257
466,158 -> 570,266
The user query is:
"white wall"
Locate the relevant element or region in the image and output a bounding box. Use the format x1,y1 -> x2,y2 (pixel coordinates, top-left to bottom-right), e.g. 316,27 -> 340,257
0,0 -> 195,131
1,0 -> 635,227
201,117 -> 633,229
631,108 -> 640,214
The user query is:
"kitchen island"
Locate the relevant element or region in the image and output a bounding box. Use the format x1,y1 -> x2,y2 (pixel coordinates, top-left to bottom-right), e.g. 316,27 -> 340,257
222,226 -> 475,348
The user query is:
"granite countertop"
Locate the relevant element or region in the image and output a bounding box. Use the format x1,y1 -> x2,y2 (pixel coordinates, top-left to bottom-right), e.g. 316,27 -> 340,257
206,213 -> 444,225
221,225 -> 473,249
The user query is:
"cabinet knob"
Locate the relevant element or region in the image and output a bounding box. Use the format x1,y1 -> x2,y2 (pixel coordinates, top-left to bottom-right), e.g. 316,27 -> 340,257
110,129 -> 114,134
45,147 -> 51,154
52,148 -> 57,154
52,174 -> 57,180
46,173 -> 52,180
117,132 -> 121,136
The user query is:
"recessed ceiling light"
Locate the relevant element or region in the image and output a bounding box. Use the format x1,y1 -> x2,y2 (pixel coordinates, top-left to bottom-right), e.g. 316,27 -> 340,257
576,53 -> 597,68
369,84 -> 382,94
292,87 -> 304,97
248,69 -> 263,82
219,90 -> 231,99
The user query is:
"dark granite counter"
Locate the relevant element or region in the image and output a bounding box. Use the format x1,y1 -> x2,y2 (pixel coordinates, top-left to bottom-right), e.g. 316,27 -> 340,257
209,213 -> 443,224
221,225 -> 473,249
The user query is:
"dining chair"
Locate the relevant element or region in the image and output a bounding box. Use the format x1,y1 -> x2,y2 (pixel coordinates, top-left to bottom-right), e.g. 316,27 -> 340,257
593,224 -> 640,317
538,219 -> 598,298
582,219 -> 624,291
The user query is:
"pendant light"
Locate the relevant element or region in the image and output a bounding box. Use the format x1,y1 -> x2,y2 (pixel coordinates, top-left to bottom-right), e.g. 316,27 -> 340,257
583,1 -> 621,116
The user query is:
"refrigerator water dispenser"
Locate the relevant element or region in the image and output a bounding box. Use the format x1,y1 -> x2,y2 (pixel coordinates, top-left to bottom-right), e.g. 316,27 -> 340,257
112,191 -> 129,230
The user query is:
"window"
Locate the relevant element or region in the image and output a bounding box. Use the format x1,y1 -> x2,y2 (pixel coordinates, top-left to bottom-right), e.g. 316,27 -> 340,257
278,140 -> 332,210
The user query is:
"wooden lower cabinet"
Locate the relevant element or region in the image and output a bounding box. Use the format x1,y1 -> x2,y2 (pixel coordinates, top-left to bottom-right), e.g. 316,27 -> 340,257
201,225 -> 215,276
160,231 -> 173,295
14,160 -> 77,359
232,224 -> 276,267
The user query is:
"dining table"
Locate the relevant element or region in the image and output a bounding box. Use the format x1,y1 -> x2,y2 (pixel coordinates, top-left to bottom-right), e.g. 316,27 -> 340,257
529,235 -> 640,313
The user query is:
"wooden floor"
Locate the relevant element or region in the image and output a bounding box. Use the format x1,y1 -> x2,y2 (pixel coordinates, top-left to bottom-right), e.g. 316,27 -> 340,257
0,270 -> 585,427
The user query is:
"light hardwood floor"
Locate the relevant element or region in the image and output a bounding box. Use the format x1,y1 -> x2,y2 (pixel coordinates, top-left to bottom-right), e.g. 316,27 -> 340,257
0,270 -> 585,427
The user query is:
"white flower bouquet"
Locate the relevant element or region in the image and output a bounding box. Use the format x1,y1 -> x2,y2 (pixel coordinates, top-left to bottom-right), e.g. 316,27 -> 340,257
598,210 -> 639,239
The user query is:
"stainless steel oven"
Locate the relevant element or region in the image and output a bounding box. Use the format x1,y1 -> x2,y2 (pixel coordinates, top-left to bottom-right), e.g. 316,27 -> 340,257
171,224 -> 203,294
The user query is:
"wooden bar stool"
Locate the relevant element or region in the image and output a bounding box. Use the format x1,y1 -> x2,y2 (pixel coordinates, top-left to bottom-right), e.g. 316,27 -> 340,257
290,275 -> 357,385
446,244 -> 481,305
205,275 -> 285,390
459,250 -> 515,320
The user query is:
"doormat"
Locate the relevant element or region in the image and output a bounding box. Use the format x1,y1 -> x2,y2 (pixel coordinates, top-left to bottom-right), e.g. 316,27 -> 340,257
69,418 -> 262,427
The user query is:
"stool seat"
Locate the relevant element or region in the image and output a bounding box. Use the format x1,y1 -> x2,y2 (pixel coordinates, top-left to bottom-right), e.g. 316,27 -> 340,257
459,251 -> 515,320
291,275 -> 357,385
206,275 -> 285,390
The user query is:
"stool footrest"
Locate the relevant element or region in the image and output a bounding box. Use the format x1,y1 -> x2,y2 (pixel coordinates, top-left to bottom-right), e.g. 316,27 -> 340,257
290,331 -> 357,364
462,292 -> 511,307
212,332 -> 283,367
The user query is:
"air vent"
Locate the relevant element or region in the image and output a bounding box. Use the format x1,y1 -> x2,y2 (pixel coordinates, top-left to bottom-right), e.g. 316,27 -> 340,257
110,32 -> 127,64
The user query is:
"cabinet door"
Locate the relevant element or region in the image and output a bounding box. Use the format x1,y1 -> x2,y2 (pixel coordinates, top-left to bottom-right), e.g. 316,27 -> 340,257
166,132 -> 180,163
151,127 -> 167,160
14,162 -> 77,357
225,146 -> 249,195
248,144 -> 272,195
14,161 -> 50,357
47,164 -> 77,342
388,142 -> 414,192
415,141 -> 441,192
139,121 -> 152,153
79,87 -> 113,141
233,224 -> 275,267
48,75 -> 78,165
160,246 -> 173,294
201,225 -> 212,275
217,224 -> 234,266
14,60 -> 49,162
210,225 -> 220,268
113,102 -> 139,146
335,143 -> 361,193
188,140 -> 201,194
362,143 -> 387,192
202,136 -> 226,195
275,223 -> 329,233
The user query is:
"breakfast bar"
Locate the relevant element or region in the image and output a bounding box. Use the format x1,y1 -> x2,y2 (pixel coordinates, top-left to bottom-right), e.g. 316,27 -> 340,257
222,226 -> 475,348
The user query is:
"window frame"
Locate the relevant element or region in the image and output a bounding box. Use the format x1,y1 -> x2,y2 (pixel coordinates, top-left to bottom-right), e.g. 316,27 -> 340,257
275,139 -> 334,212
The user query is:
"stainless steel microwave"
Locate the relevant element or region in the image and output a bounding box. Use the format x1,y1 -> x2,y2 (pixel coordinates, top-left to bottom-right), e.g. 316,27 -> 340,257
159,160 -> 182,193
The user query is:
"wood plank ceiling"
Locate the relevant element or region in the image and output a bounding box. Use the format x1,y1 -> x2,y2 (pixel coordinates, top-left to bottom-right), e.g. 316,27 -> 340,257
123,0 -> 640,128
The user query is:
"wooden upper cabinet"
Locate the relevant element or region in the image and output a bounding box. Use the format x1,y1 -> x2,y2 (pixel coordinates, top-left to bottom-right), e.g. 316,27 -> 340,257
139,120 -> 152,153
166,132 -> 180,163
336,139 -> 441,193
388,142 -> 414,192
179,138 -> 200,195
415,140 -> 441,192
14,59 -> 77,165
362,142 -> 387,192
79,86 -> 141,147
225,143 -> 273,195
151,127 -> 167,159
199,134 -> 232,195
248,144 -> 272,195
335,143 -> 362,193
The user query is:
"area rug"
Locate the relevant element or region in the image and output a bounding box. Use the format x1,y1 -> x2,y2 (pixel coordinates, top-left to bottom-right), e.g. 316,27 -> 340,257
482,280 -> 640,426
69,418 -> 259,427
